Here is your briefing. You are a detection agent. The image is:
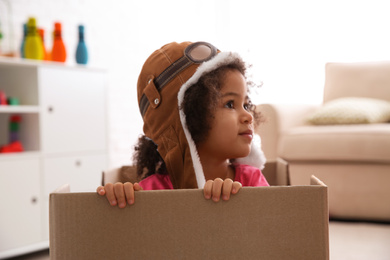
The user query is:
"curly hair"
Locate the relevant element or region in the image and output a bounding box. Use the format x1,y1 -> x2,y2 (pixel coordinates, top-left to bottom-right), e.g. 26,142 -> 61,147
133,135 -> 166,178
133,58 -> 263,178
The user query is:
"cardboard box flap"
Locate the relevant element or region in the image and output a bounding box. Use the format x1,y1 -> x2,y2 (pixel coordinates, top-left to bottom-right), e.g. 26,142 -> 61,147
53,183 -> 70,193
50,180 -> 329,260
311,175 -> 327,186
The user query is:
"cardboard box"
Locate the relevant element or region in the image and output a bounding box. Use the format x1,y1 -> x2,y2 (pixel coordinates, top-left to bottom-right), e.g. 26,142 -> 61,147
49,161 -> 329,259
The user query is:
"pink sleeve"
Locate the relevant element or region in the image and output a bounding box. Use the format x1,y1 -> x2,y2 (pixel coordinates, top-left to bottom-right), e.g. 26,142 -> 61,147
139,174 -> 174,190
234,164 -> 270,187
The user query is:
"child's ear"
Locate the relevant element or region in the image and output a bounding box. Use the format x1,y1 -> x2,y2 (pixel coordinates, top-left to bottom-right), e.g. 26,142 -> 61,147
235,134 -> 266,170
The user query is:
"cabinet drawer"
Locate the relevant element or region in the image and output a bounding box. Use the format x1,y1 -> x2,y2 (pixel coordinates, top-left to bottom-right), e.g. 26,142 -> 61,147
43,153 -> 107,194
39,67 -> 107,154
0,158 -> 42,252
42,153 -> 107,240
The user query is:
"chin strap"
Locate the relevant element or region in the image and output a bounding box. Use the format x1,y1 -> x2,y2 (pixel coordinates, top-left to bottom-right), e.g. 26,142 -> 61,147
235,134 -> 266,170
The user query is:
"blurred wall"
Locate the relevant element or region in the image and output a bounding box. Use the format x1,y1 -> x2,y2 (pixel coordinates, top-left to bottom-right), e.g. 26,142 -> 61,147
4,0 -> 390,168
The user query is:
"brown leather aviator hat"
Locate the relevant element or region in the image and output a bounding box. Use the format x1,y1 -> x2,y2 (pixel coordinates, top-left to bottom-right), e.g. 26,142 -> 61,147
137,41 -> 265,189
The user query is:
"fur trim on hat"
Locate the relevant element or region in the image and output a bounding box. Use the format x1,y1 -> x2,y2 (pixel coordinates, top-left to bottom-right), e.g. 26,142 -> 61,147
235,134 -> 266,170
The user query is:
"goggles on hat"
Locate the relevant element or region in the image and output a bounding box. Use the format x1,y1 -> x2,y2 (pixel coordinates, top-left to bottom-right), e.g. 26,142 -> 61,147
139,41 -> 218,117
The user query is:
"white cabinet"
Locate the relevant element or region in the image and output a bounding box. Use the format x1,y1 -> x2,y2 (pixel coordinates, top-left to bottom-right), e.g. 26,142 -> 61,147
44,154 -> 106,194
0,155 -> 42,253
42,153 -> 107,240
40,67 -> 107,154
0,58 -> 108,258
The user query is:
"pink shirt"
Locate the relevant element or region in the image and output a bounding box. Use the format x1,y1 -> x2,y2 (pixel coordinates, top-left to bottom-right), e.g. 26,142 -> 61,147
139,164 -> 269,190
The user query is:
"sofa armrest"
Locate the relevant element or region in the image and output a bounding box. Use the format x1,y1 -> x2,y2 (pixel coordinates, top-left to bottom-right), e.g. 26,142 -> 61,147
255,103 -> 319,161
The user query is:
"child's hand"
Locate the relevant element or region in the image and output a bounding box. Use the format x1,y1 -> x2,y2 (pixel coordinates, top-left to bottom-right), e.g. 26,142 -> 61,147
203,178 -> 242,202
96,182 -> 143,208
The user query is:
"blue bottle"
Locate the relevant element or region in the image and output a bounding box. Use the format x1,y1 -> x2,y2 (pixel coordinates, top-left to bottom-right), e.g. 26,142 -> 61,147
76,25 -> 88,64
20,23 -> 27,58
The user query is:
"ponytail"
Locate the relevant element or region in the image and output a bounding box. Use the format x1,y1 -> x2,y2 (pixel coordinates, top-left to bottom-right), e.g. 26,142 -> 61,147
133,135 -> 166,178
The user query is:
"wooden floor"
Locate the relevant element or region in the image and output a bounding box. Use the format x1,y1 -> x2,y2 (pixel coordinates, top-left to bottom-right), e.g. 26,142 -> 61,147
6,221 -> 390,260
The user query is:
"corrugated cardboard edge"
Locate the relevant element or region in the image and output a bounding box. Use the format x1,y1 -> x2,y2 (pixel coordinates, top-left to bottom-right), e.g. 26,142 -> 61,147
311,174 -> 330,260
276,157 -> 289,185
50,177 -> 329,260
49,184 -> 70,259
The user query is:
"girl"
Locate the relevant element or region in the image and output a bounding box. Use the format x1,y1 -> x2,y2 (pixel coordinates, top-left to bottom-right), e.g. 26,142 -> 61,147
97,41 -> 269,208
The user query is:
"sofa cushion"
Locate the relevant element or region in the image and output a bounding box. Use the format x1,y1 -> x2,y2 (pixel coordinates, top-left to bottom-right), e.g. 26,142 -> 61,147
307,97 -> 390,125
280,124 -> 390,162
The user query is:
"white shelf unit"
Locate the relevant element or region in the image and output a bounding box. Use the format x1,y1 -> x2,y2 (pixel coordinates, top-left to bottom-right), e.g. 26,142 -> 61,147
0,58 -> 108,259
0,106 -> 40,113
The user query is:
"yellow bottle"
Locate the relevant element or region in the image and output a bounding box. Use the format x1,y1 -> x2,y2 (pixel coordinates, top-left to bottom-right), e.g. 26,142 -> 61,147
24,17 -> 43,60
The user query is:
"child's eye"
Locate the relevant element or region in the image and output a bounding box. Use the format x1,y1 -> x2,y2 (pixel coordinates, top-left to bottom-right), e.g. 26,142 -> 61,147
225,101 -> 234,109
244,103 -> 252,111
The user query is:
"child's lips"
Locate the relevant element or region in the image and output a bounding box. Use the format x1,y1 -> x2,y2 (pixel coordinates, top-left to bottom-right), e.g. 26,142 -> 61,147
239,130 -> 253,140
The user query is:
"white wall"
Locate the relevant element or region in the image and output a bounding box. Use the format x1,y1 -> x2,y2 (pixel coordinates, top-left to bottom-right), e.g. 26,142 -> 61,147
3,0 -> 390,168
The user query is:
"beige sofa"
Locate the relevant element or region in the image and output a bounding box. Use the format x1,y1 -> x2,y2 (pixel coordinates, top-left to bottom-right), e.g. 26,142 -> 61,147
256,61 -> 390,222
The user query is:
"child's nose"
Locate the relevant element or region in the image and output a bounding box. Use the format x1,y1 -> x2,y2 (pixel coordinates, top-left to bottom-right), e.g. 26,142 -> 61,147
242,109 -> 254,124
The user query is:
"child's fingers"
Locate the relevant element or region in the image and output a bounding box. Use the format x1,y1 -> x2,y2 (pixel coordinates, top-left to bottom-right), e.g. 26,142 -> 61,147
103,183 -> 117,206
231,181 -> 242,194
114,182 -> 127,208
212,178 -> 224,202
203,180 -> 214,199
96,186 -> 106,196
204,179 -> 242,202
133,182 -> 143,191
222,178 -> 234,201
123,182 -> 135,205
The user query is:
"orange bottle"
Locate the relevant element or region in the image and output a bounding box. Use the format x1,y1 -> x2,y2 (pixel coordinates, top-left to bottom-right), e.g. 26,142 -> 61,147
51,22 -> 66,62
38,28 -> 49,60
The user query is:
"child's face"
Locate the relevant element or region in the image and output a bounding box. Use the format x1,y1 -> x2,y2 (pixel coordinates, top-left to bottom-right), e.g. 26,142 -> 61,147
197,69 -> 254,160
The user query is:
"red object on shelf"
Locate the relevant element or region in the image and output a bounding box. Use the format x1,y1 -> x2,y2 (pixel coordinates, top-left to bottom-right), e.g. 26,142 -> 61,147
0,141 -> 24,153
51,22 -> 67,62
0,91 -> 7,105
10,115 -> 22,122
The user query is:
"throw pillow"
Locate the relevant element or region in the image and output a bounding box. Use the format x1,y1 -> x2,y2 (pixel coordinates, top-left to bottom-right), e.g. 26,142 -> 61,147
307,97 -> 390,125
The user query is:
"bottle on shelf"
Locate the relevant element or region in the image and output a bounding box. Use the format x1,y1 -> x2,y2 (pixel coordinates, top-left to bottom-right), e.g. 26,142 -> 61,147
20,23 -> 27,58
9,115 -> 21,143
51,22 -> 67,62
38,28 -> 49,60
0,91 -> 7,105
24,17 -> 44,60
76,25 -> 88,65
